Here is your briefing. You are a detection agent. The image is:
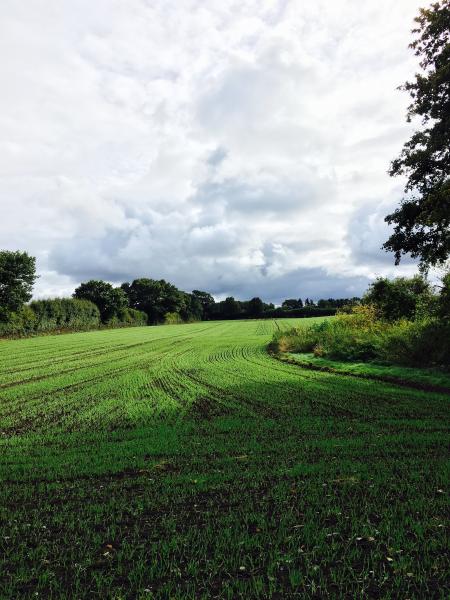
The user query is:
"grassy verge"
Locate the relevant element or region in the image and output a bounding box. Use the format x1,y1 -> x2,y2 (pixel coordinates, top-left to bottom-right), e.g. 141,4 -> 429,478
276,352 -> 450,393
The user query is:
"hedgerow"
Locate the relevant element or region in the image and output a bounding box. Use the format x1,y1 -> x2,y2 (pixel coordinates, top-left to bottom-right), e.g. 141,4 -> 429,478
0,299 -> 147,337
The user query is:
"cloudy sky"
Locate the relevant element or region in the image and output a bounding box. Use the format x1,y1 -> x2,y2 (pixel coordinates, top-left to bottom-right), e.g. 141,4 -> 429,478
1,0 -> 426,303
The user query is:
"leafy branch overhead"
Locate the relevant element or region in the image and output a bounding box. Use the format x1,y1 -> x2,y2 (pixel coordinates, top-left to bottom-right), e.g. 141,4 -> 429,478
384,0 -> 450,267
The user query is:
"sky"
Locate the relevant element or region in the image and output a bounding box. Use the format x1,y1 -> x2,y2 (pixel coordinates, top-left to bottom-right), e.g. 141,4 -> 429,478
0,0 -> 427,303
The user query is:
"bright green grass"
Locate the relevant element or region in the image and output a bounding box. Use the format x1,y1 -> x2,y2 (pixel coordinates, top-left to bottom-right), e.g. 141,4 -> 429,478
287,353 -> 450,391
0,319 -> 448,599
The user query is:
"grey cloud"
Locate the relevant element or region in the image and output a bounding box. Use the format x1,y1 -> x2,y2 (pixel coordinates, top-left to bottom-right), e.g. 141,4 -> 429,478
347,196 -> 417,267
1,0 -> 425,302
207,146 -> 228,167
191,176 -> 330,216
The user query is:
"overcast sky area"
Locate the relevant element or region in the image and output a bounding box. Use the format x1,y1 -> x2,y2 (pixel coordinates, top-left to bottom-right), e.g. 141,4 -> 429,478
1,0 -> 427,303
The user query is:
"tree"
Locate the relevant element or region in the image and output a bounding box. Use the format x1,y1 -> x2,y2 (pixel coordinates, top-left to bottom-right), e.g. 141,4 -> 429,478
248,297 -> 264,316
192,290 -> 215,318
122,278 -> 185,323
74,280 -> 128,322
0,250 -> 37,317
281,298 -> 303,310
384,1 -> 450,267
180,292 -> 203,322
437,271 -> 450,319
363,275 -> 431,321
317,298 -> 360,309
223,296 -> 241,318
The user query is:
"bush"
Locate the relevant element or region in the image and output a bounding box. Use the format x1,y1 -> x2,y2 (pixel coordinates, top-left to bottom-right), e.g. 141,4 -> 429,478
0,298 -> 149,338
379,318 -> 450,368
106,308 -> 148,327
30,298 -> 101,331
272,306 -> 385,361
0,298 -> 100,337
164,312 -> 183,325
363,275 -> 431,321
0,305 -> 37,336
271,304 -> 449,369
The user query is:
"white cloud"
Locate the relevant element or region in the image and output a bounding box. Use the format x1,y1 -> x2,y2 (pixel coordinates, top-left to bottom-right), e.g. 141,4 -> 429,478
0,0 -> 425,302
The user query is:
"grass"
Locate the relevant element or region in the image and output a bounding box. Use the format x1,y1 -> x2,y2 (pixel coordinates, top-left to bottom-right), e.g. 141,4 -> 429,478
284,353 -> 450,392
0,318 -> 448,599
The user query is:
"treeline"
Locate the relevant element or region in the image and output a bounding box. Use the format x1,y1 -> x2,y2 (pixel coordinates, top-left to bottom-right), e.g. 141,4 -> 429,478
0,249 -> 359,337
73,281 -> 359,322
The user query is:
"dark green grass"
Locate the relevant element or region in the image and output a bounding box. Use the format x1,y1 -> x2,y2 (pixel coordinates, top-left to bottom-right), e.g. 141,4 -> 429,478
0,319 -> 448,599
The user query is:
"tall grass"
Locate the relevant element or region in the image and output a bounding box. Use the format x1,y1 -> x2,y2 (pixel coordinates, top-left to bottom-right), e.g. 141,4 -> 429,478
271,305 -> 450,369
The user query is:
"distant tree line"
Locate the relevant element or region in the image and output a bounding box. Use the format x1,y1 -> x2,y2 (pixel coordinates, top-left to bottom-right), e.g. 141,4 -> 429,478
72,278 -> 353,323
0,249 -> 361,336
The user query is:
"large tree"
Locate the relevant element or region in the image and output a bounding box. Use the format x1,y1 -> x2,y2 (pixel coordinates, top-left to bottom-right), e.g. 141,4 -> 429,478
0,250 -> 37,316
74,280 -> 128,322
384,1 -> 450,267
248,297 -> 264,316
191,290 -> 215,319
281,298 -> 303,310
122,278 -> 184,323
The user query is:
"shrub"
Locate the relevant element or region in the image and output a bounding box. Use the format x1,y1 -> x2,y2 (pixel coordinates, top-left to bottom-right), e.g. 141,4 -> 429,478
0,298 -> 100,337
106,308 -> 148,327
379,318 -> 450,368
270,305 -> 449,369
0,298 -> 149,338
363,275 -> 431,321
164,312 -> 183,325
0,305 -> 37,336
30,298 -> 100,331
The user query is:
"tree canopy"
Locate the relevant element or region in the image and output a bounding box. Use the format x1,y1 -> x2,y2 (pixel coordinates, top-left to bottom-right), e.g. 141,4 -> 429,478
121,279 -> 186,324
0,250 -> 37,317
363,275 -> 431,321
282,298 -> 303,310
73,280 -> 128,322
384,1 -> 450,267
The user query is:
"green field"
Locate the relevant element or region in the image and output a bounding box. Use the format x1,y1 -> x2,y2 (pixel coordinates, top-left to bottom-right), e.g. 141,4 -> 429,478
1,319 -> 448,599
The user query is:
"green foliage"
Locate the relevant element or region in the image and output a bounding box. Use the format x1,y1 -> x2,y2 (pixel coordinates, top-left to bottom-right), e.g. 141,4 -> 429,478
286,351 -> 450,391
384,1 -> 450,267
74,280 -> 128,322
0,250 -> 37,317
223,296 -> 241,317
180,293 -> 203,322
105,307 -> 148,327
0,298 -> 100,336
273,303 -> 449,369
122,278 -> 185,323
248,297 -> 264,316
379,317 -> 450,367
437,271 -> 450,319
0,305 -> 37,336
192,289 -> 215,318
263,306 -> 337,319
317,297 -> 360,309
30,298 -> 101,331
0,319 -> 447,599
363,275 -> 431,321
164,311 -> 183,324
282,298 -> 303,310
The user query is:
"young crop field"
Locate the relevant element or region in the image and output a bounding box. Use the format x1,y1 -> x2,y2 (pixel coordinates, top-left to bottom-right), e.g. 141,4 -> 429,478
0,319 -> 448,599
